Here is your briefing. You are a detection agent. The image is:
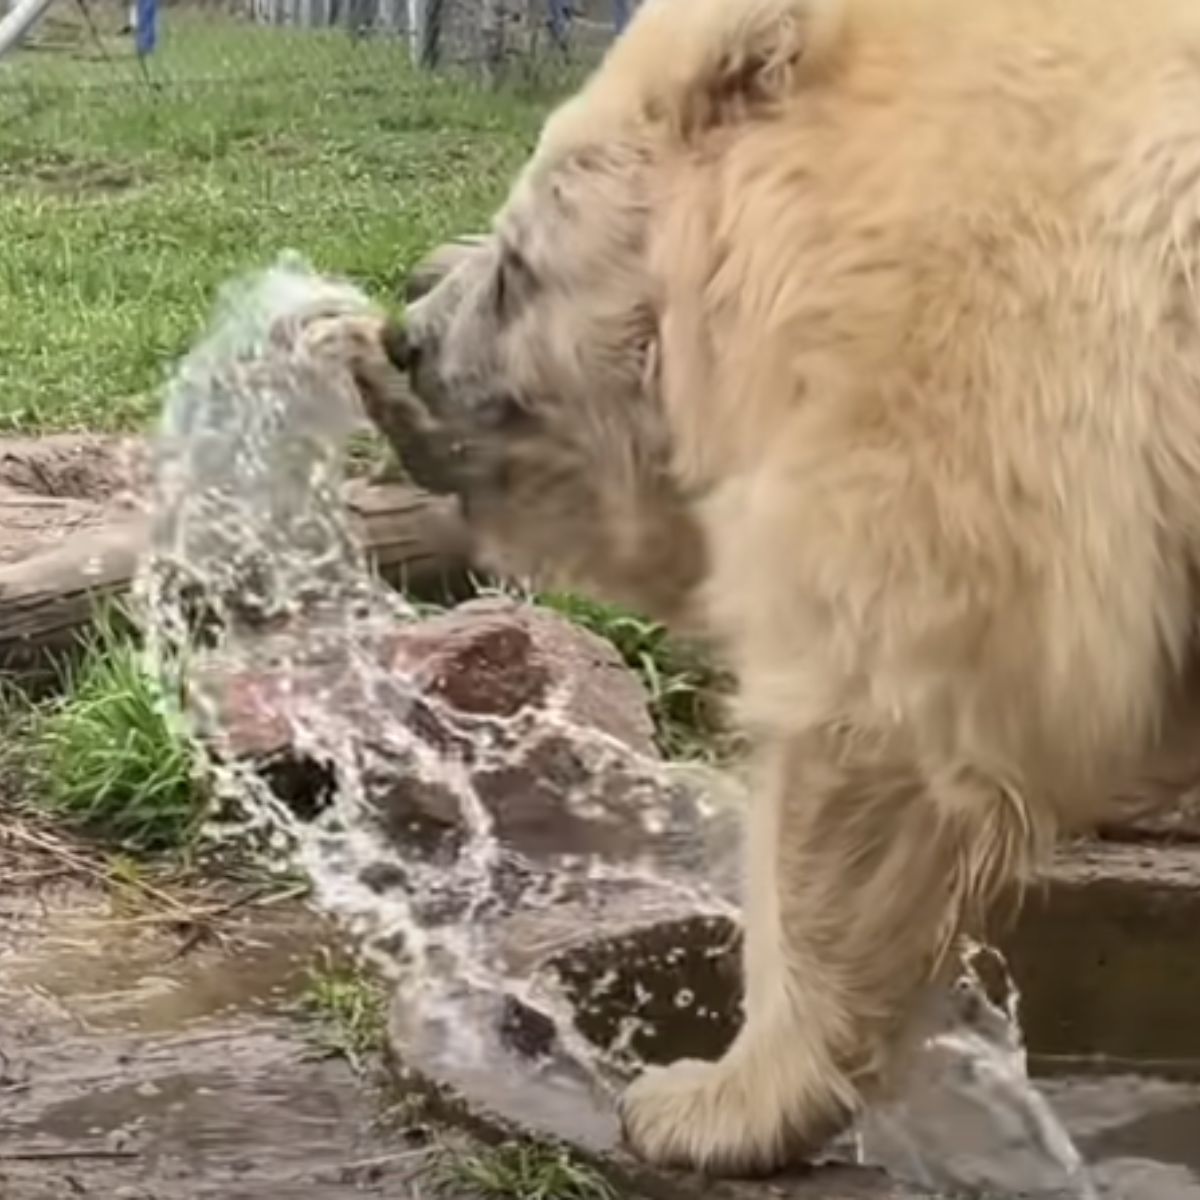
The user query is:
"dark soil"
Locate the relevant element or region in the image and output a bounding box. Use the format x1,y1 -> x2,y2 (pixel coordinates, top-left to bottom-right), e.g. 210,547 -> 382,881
0,824 -> 448,1200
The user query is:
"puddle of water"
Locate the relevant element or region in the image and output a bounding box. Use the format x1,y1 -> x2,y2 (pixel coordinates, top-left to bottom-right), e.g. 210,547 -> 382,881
2,900 -> 322,1034
115,254 -> 1195,1198
1044,1077 -> 1200,1198
0,893 -> 427,1200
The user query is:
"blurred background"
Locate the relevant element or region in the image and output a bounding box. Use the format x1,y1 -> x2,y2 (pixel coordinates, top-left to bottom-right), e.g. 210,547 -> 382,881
0,0 -> 636,433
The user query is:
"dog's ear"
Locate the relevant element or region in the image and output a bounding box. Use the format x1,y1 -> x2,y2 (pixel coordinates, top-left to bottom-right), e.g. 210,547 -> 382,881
594,0 -> 844,138
404,234 -> 491,303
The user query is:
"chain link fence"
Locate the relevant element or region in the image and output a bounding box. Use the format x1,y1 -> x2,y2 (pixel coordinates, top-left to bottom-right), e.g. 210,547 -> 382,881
0,0 -> 639,436
0,0 -> 634,95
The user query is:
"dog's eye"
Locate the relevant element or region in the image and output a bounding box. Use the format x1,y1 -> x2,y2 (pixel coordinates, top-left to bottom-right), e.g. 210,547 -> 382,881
494,261 -> 508,313
476,392 -> 528,431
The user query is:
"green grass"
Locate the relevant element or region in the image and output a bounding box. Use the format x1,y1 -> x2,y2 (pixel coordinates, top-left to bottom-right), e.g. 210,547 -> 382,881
435,1140 -> 617,1200
0,13 -> 557,433
534,591 -> 730,760
28,606 -> 207,853
300,949 -> 389,1072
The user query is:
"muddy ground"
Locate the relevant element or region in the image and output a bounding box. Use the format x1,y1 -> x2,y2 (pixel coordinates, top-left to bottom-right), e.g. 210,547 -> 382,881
0,823 -> 455,1200
7,825 -> 1200,1200
5,433 -> 1200,1200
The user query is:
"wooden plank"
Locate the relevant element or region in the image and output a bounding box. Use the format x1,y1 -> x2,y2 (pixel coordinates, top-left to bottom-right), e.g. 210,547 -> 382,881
0,481 -> 475,680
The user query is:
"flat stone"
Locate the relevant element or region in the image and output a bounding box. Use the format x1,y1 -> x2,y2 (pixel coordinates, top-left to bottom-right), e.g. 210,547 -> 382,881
200,596 -> 656,763
1097,788 -> 1200,844
1005,841 -> 1200,1072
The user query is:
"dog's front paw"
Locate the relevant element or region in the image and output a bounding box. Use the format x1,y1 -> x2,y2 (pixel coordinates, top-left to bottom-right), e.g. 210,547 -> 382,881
295,312 -> 391,379
295,314 -> 458,486
618,1057 -> 792,1178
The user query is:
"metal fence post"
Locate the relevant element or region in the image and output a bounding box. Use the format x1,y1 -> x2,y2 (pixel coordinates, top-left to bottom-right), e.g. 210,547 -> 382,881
480,0 -> 505,78
410,0 -> 439,66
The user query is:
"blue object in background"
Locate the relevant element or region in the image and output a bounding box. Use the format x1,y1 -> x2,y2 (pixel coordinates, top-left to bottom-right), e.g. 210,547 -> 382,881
546,0 -> 570,49
136,0 -> 157,56
547,0 -> 632,50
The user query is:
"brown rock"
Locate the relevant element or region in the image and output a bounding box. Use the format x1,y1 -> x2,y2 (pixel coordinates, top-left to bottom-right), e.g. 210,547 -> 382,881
389,596 -> 658,756
388,604 -> 551,718
471,733 -> 724,867
194,597 -> 663,855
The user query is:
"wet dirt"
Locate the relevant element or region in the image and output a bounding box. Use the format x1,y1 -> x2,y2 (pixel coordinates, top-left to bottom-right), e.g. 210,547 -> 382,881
7,825 -> 1200,1200
6,840 -> 1200,1200
0,862 -> 440,1200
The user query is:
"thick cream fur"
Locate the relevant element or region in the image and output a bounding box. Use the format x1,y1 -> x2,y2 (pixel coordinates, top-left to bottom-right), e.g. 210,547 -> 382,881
332,0 -> 1200,1176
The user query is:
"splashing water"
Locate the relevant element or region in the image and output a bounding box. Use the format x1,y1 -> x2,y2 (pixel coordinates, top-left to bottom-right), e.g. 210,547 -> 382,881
857,941 -> 1099,1199
132,256 -> 1095,1195
130,254 -> 738,1113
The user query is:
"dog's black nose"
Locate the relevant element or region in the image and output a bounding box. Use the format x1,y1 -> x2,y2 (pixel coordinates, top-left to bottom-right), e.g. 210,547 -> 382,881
381,321 -> 411,371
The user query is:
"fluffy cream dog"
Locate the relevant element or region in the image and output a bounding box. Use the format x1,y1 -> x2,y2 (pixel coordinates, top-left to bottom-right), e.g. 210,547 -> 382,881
305,0 -> 1200,1176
